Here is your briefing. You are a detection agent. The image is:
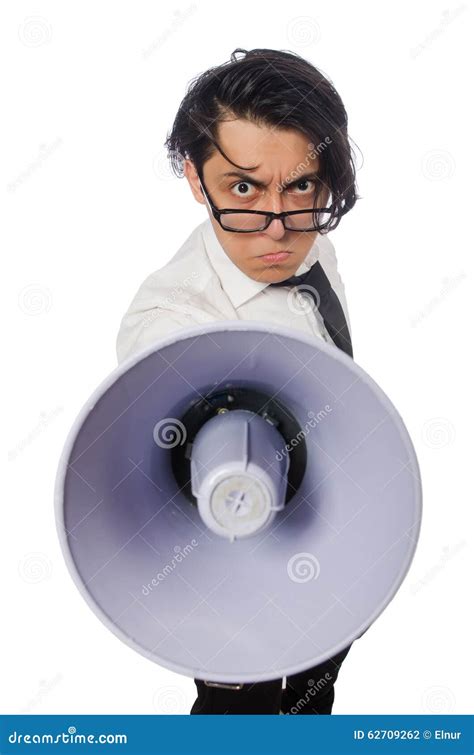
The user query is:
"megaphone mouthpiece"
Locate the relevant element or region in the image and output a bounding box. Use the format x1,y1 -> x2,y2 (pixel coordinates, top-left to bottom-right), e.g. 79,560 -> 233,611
190,409 -> 289,541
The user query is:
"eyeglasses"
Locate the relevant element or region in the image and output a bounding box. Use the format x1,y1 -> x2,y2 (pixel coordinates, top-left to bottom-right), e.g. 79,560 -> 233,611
197,171 -> 332,233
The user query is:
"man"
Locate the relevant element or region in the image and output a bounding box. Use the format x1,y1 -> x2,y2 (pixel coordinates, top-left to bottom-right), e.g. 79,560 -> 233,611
117,47 -> 359,714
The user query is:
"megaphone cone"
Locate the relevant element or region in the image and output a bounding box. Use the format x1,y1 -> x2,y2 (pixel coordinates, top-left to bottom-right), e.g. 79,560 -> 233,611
55,321 -> 422,683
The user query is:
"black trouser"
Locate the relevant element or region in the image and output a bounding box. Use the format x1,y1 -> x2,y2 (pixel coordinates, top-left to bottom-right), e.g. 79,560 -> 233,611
190,642 -> 353,714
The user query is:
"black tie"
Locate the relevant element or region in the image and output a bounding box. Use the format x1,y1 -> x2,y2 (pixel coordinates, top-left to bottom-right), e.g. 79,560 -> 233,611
269,261 -> 353,359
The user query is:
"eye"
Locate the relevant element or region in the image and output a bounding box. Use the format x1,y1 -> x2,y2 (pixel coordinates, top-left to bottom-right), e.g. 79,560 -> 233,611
287,179 -> 317,194
229,181 -> 258,199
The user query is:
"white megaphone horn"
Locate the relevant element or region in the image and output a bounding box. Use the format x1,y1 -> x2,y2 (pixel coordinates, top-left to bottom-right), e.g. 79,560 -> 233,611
55,320 -> 422,684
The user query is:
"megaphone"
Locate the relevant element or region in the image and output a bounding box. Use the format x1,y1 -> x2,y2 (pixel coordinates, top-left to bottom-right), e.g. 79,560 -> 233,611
55,321 -> 422,684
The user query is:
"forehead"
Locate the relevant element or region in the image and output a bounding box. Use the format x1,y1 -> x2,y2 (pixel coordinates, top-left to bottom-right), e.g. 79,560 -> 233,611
206,118 -> 319,177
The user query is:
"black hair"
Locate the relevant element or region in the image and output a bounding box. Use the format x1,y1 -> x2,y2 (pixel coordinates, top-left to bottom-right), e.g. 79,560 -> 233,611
165,47 -> 361,232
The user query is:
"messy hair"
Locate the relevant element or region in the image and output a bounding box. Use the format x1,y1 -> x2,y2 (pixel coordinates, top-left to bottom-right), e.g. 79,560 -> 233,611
165,47 -> 360,232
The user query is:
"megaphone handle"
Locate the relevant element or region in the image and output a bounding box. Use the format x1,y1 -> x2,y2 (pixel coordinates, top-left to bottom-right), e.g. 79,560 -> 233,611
204,680 -> 244,690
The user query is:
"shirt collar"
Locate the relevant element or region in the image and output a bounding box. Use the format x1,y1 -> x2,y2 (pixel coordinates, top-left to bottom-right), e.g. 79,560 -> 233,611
202,218 -> 320,309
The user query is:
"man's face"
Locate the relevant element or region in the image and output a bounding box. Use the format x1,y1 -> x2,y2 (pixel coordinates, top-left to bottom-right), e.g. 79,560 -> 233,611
184,118 -> 328,283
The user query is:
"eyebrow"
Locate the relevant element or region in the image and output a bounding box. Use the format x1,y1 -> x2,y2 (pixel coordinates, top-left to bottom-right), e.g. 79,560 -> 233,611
220,170 -> 320,189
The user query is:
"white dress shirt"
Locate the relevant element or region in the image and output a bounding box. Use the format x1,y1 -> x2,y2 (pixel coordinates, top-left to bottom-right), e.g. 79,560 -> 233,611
116,218 -> 351,365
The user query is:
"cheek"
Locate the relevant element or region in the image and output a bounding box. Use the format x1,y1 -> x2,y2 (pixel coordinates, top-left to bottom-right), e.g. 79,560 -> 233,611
228,240 -> 254,264
215,228 -> 253,258
298,233 -> 318,253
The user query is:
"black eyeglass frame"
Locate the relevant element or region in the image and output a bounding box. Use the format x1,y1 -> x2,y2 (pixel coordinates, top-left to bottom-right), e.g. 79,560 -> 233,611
197,170 -> 332,234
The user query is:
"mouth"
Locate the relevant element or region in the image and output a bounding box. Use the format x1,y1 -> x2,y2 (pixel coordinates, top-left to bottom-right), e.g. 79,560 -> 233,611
258,251 -> 292,263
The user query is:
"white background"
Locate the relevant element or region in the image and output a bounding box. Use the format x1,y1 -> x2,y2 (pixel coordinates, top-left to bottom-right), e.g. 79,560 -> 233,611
1,0 -> 472,715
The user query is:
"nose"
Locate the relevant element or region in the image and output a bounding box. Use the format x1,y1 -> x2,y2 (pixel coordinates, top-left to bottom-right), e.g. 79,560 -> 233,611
261,187 -> 288,240
263,216 -> 286,240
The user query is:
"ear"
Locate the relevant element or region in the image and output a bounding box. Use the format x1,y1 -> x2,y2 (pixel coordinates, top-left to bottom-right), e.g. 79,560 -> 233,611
183,159 -> 205,205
